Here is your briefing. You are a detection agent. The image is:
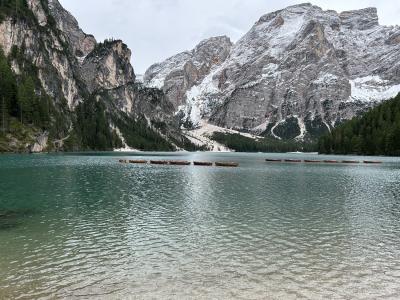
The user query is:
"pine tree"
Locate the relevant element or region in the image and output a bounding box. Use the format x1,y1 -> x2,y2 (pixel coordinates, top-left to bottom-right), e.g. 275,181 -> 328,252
0,47 -> 18,129
0,96 -> 8,133
17,76 -> 35,124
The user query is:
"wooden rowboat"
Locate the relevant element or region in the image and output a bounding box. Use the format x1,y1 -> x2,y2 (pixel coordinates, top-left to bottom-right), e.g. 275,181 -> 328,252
150,160 -> 169,165
284,159 -> 302,163
304,160 -> 322,163
194,161 -> 213,166
342,160 -> 360,164
129,160 -> 147,164
266,159 -> 282,162
169,161 -> 191,166
215,162 -> 239,167
364,161 -> 383,164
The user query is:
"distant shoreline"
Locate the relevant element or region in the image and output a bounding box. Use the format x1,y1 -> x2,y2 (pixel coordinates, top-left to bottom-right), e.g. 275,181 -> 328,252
0,150 -> 394,158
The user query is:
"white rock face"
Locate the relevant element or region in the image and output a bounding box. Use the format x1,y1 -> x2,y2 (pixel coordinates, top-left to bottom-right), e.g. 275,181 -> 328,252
145,4 -> 400,140
30,132 -> 49,153
27,0 -> 48,26
144,36 -> 233,110
0,15 -> 82,109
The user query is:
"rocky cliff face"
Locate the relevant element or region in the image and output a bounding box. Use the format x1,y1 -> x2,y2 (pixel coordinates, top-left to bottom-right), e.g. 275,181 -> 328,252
0,0 -> 83,109
0,0 -> 186,152
144,36 -> 233,110
81,40 -> 135,94
145,4 -> 400,140
48,0 -> 96,58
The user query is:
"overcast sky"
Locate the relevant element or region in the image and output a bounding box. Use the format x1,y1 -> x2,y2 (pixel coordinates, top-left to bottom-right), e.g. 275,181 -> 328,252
59,0 -> 400,74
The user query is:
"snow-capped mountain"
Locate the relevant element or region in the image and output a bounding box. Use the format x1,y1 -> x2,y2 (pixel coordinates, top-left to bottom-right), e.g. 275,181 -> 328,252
144,3 -> 400,140
145,36 -> 232,111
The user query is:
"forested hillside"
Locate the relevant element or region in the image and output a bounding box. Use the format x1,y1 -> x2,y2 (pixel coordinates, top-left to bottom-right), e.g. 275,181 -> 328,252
0,44 -> 68,152
318,94 -> 400,156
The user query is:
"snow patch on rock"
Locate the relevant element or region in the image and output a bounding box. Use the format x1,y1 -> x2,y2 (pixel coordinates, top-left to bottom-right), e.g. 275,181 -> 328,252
295,117 -> 306,140
349,76 -> 400,102
181,72 -> 221,126
271,120 -> 284,140
313,73 -> 338,85
183,121 -> 259,152
145,52 -> 192,89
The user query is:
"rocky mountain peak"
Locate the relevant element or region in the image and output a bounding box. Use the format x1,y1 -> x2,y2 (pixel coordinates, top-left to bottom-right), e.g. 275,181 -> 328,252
48,0 -> 96,57
144,35 -> 233,109
339,7 -> 379,30
144,4 -> 400,142
81,39 -> 135,93
194,35 -> 232,51
256,3 -> 313,24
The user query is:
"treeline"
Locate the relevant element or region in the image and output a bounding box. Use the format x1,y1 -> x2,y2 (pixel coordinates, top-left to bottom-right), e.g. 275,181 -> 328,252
212,132 -> 317,153
318,94 -> 400,156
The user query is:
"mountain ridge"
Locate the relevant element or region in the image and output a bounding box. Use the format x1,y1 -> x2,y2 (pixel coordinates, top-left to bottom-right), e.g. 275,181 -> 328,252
144,3 -> 400,145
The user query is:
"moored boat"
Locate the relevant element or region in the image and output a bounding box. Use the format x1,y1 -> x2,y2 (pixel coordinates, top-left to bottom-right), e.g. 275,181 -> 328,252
364,160 -> 383,164
169,161 -> 191,166
215,162 -> 239,167
324,160 -> 339,163
194,161 -> 213,166
129,160 -> 148,164
304,160 -> 322,163
150,160 -> 169,165
119,159 -> 128,164
342,160 -> 360,164
266,159 -> 282,162
284,159 -> 302,163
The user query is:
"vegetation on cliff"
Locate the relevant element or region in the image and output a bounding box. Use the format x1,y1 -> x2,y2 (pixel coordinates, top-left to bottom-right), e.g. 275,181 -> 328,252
0,45 -> 62,151
318,94 -> 400,156
0,0 -> 31,22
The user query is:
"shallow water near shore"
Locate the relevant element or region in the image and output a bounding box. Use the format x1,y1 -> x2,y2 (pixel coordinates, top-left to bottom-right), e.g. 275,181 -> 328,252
1,152 -> 400,299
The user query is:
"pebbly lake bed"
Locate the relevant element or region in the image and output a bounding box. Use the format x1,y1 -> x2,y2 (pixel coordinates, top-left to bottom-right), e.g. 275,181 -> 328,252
1,152 -> 400,299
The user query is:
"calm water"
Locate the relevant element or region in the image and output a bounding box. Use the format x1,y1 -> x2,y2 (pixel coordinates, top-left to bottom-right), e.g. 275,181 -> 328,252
1,152 -> 400,299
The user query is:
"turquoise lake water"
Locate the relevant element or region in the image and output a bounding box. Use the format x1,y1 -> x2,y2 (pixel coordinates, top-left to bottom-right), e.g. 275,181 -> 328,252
1,152 -> 400,299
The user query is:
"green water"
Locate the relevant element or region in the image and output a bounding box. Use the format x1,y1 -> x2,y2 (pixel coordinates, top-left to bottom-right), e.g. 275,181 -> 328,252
1,153 -> 400,299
